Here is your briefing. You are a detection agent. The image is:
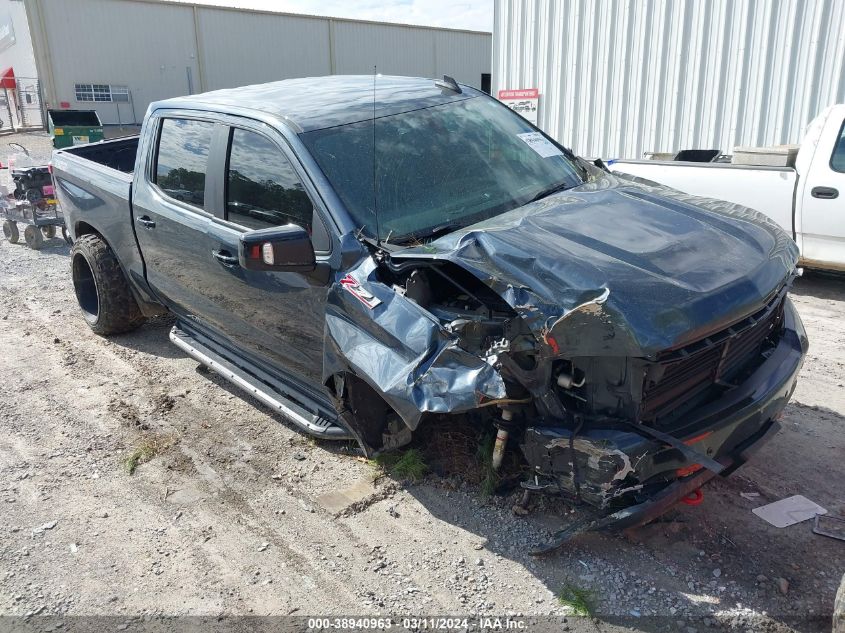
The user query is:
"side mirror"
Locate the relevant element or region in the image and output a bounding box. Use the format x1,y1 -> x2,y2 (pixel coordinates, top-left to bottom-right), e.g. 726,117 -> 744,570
239,224 -> 316,272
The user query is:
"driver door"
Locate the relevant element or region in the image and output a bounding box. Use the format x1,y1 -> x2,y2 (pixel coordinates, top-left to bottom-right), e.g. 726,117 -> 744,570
198,124 -> 333,390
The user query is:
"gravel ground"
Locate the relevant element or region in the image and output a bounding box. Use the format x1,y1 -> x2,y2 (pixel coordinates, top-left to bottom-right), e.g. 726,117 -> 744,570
0,131 -> 843,632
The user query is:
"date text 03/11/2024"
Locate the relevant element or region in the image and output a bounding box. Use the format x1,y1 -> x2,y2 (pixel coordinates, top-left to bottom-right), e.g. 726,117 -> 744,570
306,617 -> 527,630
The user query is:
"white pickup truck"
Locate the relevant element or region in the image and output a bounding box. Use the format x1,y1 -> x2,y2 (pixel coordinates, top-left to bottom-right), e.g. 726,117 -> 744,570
609,104 -> 845,272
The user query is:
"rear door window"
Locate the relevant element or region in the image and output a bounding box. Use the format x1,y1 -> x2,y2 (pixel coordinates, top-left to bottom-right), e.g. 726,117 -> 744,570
225,128 -> 313,232
154,118 -> 215,209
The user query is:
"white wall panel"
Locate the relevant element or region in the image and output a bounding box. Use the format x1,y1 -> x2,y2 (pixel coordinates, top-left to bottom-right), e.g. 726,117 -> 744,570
433,30 -> 492,87
26,0 -> 492,125
494,0 -> 845,159
333,21 -> 435,78
197,9 -> 332,89
31,0 -> 200,125
0,0 -> 38,78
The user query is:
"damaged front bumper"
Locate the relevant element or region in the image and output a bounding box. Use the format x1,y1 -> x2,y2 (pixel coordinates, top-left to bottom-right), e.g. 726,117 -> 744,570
523,298 -> 808,542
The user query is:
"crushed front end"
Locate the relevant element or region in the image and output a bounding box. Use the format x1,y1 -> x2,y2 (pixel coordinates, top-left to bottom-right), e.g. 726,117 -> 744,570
520,287 -> 807,521
324,178 -> 808,540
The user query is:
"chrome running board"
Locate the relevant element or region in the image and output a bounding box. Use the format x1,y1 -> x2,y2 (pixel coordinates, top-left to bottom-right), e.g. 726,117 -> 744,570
169,325 -> 351,440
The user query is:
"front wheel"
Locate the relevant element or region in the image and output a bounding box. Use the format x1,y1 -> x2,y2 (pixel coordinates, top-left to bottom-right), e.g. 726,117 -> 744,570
42,225 -> 56,239
3,220 -> 19,243
70,234 -> 145,335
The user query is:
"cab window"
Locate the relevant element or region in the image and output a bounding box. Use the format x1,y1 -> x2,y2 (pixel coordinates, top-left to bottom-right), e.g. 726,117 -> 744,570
225,128 -> 313,232
154,118 -> 215,209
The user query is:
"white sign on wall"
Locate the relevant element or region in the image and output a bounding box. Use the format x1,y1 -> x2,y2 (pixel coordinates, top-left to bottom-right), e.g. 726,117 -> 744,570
497,88 -> 539,126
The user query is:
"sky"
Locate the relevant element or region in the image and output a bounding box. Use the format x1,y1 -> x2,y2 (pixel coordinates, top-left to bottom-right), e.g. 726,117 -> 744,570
163,0 -> 493,32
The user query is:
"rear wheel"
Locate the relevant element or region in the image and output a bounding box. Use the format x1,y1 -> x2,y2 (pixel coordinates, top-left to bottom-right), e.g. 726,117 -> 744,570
3,220 -> 19,243
41,225 -> 56,239
24,225 -> 43,250
70,234 -> 145,335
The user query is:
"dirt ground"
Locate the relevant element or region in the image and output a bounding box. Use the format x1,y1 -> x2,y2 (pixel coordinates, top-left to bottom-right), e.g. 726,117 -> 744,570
0,137 -> 843,631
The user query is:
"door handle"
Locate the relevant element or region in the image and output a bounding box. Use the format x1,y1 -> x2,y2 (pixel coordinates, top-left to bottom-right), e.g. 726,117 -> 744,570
136,216 -> 156,229
212,250 -> 239,268
811,186 -> 839,199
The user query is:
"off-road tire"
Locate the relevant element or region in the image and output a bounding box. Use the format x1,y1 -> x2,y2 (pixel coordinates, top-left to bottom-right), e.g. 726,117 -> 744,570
834,572 -> 845,633
70,234 -> 145,335
42,225 -> 56,239
24,225 -> 43,250
3,220 -> 19,243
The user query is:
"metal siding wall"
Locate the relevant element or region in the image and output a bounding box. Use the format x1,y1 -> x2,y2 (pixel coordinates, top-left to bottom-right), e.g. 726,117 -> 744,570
199,15 -> 491,91
434,31 -> 492,88
332,22 -> 436,78
0,0 -> 38,78
36,0 -> 200,125
494,0 -> 845,159
32,0 -> 492,125
197,9 -> 332,89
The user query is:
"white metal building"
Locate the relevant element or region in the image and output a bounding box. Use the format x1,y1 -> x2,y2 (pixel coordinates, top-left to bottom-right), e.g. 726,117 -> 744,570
0,0 -> 35,78
0,0 -> 41,129
493,0 -> 845,159
19,0 -> 491,125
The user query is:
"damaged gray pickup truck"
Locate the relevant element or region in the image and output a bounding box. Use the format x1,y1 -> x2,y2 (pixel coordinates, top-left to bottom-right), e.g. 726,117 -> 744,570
53,75 -> 808,548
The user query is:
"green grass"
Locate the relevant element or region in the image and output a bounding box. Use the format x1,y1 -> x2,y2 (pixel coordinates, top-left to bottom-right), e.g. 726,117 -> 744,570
558,584 -> 595,617
476,431 -> 499,497
373,448 -> 428,483
123,434 -> 176,475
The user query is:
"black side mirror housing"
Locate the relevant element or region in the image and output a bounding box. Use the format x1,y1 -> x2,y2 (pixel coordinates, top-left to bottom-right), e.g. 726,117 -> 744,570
239,224 -> 316,272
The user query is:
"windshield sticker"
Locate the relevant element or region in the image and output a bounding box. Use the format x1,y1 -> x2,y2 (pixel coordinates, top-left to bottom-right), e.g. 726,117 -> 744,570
518,132 -> 564,158
340,274 -> 382,309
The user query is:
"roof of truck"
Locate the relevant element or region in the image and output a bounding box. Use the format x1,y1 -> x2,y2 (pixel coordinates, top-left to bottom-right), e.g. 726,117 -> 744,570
151,75 -> 482,133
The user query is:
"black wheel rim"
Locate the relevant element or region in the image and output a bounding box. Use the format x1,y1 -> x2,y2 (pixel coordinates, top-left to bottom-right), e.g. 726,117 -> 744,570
72,253 -> 99,322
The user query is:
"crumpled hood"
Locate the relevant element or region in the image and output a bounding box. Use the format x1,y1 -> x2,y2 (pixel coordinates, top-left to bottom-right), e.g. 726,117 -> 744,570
393,174 -> 798,357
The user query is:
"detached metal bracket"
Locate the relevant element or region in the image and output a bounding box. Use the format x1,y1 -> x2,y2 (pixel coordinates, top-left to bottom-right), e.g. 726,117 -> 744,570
530,510 -> 612,556
625,420 -> 725,475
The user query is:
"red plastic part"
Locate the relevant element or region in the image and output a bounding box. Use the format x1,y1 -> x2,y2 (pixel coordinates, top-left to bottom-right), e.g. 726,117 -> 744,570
681,489 -> 704,506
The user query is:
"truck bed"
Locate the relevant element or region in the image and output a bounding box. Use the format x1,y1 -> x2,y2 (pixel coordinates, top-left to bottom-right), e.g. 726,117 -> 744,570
59,136 -> 139,173
51,136 -> 146,294
608,159 -> 797,235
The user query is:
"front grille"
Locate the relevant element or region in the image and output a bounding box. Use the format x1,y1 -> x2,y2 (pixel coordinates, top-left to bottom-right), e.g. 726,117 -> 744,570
640,290 -> 786,424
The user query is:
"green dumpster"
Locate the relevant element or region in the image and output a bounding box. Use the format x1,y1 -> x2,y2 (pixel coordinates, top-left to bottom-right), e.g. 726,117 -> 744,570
47,109 -> 104,149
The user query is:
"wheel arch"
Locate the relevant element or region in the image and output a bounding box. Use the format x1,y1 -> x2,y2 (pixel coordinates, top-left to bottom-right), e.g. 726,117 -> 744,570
69,232 -> 146,335
72,220 -> 166,317
325,370 -> 408,456
74,220 -> 104,241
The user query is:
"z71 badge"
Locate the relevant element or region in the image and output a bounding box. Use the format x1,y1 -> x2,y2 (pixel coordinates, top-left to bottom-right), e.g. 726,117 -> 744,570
340,274 -> 382,309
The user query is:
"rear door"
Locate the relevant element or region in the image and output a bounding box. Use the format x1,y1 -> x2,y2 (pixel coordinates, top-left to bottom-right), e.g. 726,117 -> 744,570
192,121 -> 334,390
798,113 -> 845,269
132,113 -> 227,319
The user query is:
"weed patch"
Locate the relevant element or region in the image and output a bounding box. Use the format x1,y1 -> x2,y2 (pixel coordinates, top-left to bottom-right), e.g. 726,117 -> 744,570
476,431 -> 499,497
373,448 -> 428,483
123,433 -> 177,475
558,583 -> 595,617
